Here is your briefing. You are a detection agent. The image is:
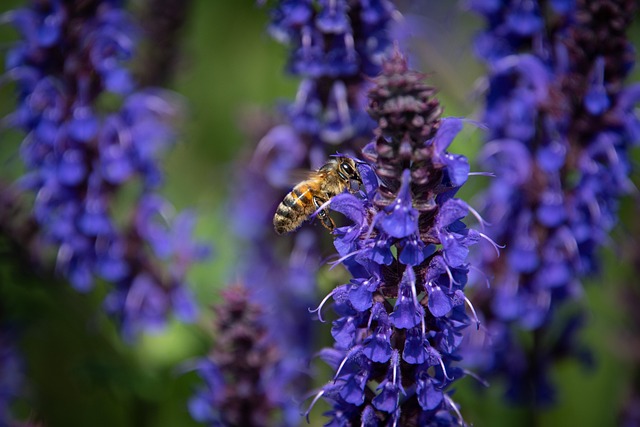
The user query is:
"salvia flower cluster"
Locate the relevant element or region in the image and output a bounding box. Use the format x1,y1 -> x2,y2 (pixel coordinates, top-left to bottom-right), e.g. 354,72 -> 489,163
189,232 -> 320,427
233,0 -> 398,243
268,0 -> 396,149
308,50 -> 483,426
189,285 -> 282,427
467,0 -> 640,403
209,1 -> 399,425
2,0 -> 208,338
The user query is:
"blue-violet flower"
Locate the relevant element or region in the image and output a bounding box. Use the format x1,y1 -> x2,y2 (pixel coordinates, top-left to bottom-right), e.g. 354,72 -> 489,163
219,1 -> 399,424
308,50 -> 483,426
467,0 -> 639,403
2,0 -> 208,338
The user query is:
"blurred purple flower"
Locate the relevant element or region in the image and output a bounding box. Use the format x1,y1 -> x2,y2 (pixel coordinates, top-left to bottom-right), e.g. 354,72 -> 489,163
2,0 -> 207,338
269,0 -> 397,149
466,0 -> 639,404
188,285 -> 288,427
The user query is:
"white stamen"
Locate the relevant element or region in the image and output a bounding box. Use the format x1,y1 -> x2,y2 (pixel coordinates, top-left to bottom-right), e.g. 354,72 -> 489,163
479,232 -> 504,257
344,33 -> 355,58
303,388 -> 325,422
328,248 -> 365,270
333,347 -> 360,382
367,307 -> 375,330
587,197 -> 601,222
251,129 -> 278,166
294,79 -> 312,108
558,226 -> 579,258
444,263 -> 460,291
464,296 -> 481,330
468,264 -> 491,288
308,288 -> 339,323
463,369 -> 490,388
392,358 -> 398,385
444,394 -> 466,426
468,171 -> 496,177
605,142 -> 620,166
438,355 -> 452,381
467,204 -> 491,230
365,213 -> 380,240
409,269 -> 420,309
301,26 -> 312,50
538,290 -> 551,314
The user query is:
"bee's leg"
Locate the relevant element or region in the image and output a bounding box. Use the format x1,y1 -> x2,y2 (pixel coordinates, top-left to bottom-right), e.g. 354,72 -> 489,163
318,209 -> 335,231
313,196 -> 335,232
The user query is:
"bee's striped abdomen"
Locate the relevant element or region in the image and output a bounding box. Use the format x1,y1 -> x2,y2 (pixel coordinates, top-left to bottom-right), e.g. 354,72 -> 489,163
273,183 -> 315,234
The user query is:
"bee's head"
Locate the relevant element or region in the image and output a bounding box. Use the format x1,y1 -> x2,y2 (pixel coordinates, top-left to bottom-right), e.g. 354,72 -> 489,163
337,157 -> 360,180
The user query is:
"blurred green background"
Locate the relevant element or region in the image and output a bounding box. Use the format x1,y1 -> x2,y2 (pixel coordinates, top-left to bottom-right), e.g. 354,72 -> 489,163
0,1 -> 639,426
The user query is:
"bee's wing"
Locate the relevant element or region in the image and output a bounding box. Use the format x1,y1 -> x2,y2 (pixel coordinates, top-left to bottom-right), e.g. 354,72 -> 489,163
284,168 -> 329,187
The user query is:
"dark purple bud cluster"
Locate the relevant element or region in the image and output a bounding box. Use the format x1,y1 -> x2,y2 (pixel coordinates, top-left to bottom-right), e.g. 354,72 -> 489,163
190,229 -> 320,427
189,285 -> 282,427
2,0 -> 208,338
0,333 -> 25,426
309,50 -> 483,426
467,0 -> 639,403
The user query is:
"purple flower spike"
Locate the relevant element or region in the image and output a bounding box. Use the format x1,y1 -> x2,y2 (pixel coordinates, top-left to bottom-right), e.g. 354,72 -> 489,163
467,0 -> 640,404
216,1 -> 401,424
189,286 -> 285,426
317,50 -> 477,426
4,0 -> 207,337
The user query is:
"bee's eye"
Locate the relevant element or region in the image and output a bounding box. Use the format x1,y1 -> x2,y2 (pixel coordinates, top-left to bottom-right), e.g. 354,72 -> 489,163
340,162 -> 355,176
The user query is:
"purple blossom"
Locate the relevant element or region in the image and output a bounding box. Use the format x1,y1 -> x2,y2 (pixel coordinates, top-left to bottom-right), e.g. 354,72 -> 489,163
205,1 -> 399,424
466,0 -> 640,404
269,0 -> 396,146
2,0 -> 207,338
307,50 -> 479,426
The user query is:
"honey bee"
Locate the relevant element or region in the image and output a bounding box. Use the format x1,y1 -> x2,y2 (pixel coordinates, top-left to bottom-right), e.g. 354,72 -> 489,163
273,157 -> 362,234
